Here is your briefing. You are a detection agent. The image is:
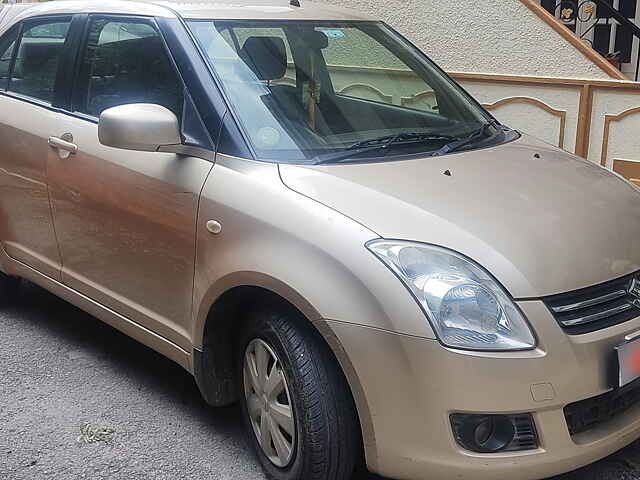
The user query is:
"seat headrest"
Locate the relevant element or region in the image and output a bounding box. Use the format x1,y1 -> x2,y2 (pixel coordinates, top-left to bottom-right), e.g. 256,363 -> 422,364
301,30 -> 328,50
239,36 -> 287,81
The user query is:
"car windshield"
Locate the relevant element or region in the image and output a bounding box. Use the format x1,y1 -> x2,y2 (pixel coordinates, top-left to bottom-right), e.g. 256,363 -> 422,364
188,20 -> 506,163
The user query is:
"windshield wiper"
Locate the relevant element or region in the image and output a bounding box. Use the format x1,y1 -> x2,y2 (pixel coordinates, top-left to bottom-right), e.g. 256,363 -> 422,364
311,132 -> 456,165
348,132 -> 456,151
430,120 -> 502,157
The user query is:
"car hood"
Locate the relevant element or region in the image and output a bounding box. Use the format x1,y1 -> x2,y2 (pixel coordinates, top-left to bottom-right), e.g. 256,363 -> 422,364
279,135 -> 640,298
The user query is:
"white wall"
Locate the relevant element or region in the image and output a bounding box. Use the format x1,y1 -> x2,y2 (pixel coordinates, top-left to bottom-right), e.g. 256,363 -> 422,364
313,0 -> 613,79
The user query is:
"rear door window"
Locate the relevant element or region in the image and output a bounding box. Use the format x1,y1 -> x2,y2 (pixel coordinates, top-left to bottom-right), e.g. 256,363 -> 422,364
75,17 -> 183,118
9,18 -> 72,103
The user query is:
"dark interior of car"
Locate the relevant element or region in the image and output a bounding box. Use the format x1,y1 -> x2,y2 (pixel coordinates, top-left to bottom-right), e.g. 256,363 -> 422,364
84,35 -> 182,117
237,33 -> 451,141
10,41 -> 62,101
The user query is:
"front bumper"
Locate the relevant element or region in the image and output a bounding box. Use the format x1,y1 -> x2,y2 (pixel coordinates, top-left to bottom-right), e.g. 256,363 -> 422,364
327,300 -> 640,480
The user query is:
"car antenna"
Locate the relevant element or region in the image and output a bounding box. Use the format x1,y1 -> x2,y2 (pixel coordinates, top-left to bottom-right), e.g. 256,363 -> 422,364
290,0 -> 301,6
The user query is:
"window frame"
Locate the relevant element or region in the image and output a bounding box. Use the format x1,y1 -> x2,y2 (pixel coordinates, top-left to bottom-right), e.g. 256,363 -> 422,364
0,14 -> 228,157
70,14 -> 186,122
157,16 -> 241,157
186,19 -> 501,163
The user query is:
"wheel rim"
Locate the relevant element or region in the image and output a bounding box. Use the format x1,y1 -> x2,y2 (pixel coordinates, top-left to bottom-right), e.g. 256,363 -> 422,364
243,338 -> 297,468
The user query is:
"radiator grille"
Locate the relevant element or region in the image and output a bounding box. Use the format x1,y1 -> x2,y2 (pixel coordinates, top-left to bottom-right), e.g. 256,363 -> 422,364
543,273 -> 640,334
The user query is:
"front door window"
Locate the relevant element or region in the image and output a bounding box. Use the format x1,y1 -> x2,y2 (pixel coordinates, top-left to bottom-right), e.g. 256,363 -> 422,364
75,17 -> 183,117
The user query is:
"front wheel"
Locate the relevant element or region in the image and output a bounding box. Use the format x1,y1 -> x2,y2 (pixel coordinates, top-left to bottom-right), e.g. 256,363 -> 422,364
237,308 -> 360,480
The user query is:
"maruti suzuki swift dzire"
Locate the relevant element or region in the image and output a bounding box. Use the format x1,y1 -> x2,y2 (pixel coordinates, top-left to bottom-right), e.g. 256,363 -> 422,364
2,1 -> 640,479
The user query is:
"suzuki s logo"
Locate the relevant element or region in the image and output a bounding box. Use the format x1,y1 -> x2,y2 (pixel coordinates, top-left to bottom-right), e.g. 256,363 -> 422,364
629,277 -> 640,307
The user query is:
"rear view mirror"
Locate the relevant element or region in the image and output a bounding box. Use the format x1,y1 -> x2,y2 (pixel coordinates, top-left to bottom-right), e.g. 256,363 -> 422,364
98,103 -> 181,152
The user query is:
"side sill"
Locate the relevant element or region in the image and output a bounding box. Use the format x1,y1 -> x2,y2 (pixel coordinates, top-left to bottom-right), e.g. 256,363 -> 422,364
2,247 -> 192,373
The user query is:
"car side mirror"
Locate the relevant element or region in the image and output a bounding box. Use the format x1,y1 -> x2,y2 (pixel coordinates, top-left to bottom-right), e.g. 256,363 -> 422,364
98,103 -> 181,152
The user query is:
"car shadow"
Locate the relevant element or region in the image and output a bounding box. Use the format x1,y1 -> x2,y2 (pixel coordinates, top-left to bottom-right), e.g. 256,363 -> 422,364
10,280 -> 640,480
10,280 -> 385,480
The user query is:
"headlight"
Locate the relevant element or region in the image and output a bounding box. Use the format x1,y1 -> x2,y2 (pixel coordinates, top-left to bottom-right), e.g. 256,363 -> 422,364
367,240 -> 536,351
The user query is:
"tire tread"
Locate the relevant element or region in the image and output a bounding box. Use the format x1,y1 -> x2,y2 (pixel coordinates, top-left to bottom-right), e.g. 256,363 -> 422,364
238,306 -> 360,480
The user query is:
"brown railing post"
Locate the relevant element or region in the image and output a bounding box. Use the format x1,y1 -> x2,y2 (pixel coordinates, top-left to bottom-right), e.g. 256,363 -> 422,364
575,84 -> 594,158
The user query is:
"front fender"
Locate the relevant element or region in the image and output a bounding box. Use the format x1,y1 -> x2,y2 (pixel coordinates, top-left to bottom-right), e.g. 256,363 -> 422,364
193,270 -> 322,348
191,154 -> 435,348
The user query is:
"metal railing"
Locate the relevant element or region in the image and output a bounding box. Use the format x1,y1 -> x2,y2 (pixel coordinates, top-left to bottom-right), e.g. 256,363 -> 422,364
546,0 -> 640,80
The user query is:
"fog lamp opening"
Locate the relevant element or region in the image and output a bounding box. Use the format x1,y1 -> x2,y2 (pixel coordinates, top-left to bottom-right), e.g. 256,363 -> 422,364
450,413 -> 538,453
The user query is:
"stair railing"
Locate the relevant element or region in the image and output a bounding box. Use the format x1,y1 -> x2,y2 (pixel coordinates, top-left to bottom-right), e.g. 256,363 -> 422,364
551,0 -> 640,81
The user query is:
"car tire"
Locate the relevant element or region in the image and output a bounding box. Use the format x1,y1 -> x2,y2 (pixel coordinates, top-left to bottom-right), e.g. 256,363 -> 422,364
237,306 -> 360,480
0,272 -> 20,307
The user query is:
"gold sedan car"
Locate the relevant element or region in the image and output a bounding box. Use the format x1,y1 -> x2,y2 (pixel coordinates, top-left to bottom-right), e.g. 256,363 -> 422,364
2,1 -> 640,479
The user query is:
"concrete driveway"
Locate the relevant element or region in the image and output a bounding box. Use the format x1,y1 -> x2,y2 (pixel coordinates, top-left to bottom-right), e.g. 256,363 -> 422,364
2,282 -> 640,480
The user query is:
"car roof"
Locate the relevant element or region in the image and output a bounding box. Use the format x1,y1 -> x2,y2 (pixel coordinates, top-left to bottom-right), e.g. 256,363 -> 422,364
158,0 -> 373,20
1,0 -> 373,26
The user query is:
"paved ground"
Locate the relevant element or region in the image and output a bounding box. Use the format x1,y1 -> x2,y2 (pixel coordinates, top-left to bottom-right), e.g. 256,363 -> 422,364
2,282 -> 640,480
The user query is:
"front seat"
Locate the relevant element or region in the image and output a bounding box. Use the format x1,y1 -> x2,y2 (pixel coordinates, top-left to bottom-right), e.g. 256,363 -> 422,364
239,36 -> 331,134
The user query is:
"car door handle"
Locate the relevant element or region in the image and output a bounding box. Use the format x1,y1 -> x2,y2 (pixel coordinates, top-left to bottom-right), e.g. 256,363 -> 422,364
48,135 -> 78,155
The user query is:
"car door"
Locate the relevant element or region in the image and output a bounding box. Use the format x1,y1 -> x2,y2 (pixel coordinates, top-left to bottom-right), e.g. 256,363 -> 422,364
46,15 -> 214,351
0,16 -> 79,280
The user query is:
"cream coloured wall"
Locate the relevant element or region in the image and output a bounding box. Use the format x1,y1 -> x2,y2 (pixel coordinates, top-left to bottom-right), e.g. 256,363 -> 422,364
451,77 -> 640,184
459,80 -> 579,152
589,89 -> 640,167
313,0 -> 613,79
